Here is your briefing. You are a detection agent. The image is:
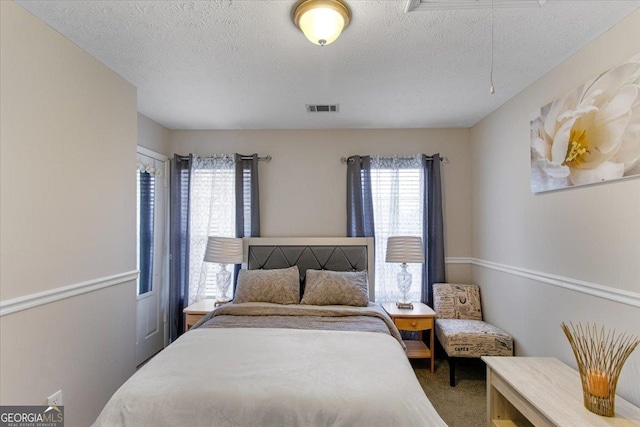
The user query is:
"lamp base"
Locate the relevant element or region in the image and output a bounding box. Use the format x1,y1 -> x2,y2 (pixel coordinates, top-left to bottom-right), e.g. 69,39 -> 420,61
216,264 -> 232,302
396,263 -> 412,304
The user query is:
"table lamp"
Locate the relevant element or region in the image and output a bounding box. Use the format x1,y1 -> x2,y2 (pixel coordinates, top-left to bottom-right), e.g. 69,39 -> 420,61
204,237 -> 243,303
385,236 -> 424,305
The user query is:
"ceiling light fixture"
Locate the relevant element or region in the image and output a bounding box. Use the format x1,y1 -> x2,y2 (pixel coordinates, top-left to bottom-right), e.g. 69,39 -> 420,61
293,0 -> 352,46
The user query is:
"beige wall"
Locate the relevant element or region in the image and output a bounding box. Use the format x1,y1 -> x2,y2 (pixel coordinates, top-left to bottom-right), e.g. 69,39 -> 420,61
6,0 -> 636,421
0,2 -> 137,426
470,10 -> 640,405
138,113 -> 171,156
170,128 -> 473,282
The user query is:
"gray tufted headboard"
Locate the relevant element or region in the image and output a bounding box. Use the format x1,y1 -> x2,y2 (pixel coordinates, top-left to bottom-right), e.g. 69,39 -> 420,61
242,237 -> 375,301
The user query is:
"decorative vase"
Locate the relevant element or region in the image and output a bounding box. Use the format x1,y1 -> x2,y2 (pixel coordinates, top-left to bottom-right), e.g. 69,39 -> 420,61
561,322 -> 639,417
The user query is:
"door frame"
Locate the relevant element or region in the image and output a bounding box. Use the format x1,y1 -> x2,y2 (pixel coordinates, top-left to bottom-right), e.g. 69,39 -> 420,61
136,146 -> 170,359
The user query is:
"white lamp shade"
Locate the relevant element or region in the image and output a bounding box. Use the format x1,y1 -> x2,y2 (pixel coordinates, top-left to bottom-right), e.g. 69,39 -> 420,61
293,0 -> 351,46
298,7 -> 345,46
204,237 -> 243,264
385,236 -> 424,264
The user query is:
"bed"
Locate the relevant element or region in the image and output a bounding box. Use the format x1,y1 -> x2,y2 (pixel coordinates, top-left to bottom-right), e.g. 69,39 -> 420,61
93,237 -> 447,427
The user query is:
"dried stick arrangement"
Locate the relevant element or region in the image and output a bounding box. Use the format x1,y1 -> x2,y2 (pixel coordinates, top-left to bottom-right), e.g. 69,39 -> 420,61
561,322 -> 639,417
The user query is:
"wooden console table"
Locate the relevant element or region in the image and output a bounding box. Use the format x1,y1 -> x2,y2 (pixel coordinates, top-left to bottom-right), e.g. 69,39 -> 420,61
482,357 -> 640,427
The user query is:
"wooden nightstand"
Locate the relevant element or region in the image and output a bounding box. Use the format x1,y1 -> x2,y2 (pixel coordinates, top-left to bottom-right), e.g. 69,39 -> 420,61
382,302 -> 436,373
183,299 -> 219,332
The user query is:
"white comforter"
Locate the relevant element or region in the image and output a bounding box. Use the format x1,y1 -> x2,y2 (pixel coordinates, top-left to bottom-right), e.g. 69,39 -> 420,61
94,327 -> 447,427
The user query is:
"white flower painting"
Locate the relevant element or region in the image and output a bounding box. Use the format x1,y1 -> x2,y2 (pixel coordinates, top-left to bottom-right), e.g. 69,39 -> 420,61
530,53 -> 640,193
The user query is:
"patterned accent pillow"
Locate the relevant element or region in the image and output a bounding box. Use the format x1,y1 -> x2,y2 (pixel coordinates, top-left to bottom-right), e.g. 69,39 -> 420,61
234,266 -> 300,304
433,283 -> 483,320
300,270 -> 369,307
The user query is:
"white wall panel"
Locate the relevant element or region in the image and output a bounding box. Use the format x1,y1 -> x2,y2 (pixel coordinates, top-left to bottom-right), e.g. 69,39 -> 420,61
0,2 -> 138,425
470,9 -> 640,406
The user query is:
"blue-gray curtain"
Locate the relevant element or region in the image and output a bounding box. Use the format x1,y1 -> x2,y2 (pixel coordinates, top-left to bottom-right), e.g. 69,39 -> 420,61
421,154 -> 446,307
346,155 -> 375,237
235,153 -> 261,238
233,153 -> 261,289
346,153 -> 445,307
169,153 -> 261,340
168,154 -> 192,342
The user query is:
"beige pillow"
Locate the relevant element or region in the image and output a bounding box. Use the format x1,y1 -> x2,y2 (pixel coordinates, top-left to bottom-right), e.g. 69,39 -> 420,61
301,270 -> 369,307
234,266 -> 300,304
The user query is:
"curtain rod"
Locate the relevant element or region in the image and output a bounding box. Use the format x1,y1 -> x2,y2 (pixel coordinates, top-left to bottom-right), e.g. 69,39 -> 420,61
340,155 -> 449,164
244,155 -> 272,162
174,154 -> 272,162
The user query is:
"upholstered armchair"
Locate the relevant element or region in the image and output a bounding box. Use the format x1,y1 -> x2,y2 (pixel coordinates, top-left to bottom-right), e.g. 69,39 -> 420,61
433,283 -> 513,386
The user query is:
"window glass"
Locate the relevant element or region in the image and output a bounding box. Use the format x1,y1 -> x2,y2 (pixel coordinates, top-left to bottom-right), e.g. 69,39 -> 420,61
137,170 -> 155,295
188,166 -> 235,301
370,163 -> 423,302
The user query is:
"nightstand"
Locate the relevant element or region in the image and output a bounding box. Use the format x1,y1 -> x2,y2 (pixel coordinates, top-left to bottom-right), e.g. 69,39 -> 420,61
183,299 -> 219,332
382,302 -> 436,373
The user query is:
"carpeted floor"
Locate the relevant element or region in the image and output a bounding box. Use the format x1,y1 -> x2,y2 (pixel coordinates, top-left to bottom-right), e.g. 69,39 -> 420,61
412,358 -> 487,427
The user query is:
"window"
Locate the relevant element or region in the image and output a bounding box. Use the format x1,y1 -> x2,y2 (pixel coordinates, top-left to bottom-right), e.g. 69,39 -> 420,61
188,156 -> 236,302
370,156 -> 423,302
169,153 -> 260,321
137,169 -> 155,295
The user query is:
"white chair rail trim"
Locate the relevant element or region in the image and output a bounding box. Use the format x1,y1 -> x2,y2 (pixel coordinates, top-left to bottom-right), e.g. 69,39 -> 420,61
445,257 -> 639,308
0,270 -> 139,317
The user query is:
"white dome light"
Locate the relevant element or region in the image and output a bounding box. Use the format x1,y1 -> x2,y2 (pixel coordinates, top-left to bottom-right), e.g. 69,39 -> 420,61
293,0 -> 351,46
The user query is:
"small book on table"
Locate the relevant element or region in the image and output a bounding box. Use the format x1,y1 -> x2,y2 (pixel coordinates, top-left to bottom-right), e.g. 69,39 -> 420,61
396,302 -> 414,309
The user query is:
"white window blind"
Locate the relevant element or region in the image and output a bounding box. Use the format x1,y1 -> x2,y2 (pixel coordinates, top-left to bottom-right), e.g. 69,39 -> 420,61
136,170 -> 155,296
370,156 -> 423,302
241,166 -> 252,237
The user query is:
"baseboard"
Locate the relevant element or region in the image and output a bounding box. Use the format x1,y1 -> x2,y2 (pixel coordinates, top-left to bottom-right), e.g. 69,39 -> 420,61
445,257 -> 639,308
0,270 -> 139,317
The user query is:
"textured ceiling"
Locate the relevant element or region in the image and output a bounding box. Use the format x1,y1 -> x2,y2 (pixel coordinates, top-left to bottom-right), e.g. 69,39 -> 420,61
15,0 -> 640,130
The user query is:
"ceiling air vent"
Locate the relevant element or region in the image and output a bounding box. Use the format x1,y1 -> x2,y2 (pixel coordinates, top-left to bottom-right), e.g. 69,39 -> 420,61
406,0 -> 547,12
306,104 -> 339,113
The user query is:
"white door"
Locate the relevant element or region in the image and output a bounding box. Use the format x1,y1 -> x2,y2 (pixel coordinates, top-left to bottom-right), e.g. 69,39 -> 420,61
136,149 -> 168,366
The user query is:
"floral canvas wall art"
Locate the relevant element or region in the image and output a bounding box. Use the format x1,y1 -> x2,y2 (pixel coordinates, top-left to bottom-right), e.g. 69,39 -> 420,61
530,53 -> 640,193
